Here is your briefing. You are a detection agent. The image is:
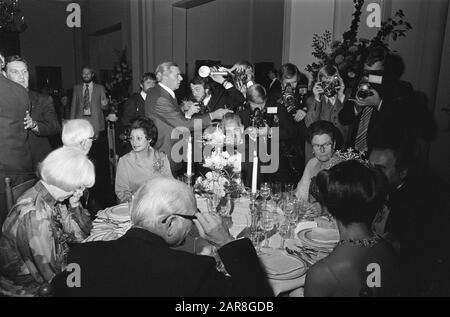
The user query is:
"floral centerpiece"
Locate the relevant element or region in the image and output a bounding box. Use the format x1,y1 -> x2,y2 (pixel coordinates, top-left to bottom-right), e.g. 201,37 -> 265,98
194,126 -> 244,216
306,0 -> 412,89
104,49 -> 132,104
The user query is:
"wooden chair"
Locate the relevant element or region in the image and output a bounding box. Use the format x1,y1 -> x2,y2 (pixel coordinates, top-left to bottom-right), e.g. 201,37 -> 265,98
4,177 -> 37,212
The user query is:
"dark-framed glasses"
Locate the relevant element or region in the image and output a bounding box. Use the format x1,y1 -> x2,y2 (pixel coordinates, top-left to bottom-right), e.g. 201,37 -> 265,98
312,142 -> 333,151
161,209 -> 200,223
87,136 -> 97,141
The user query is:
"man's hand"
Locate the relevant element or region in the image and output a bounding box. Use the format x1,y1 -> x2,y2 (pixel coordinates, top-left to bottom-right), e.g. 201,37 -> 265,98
185,104 -> 201,118
193,212 -> 234,248
24,111 -> 37,130
210,108 -> 232,120
69,188 -> 84,208
293,109 -> 307,122
355,89 -> 381,107
312,82 -> 324,102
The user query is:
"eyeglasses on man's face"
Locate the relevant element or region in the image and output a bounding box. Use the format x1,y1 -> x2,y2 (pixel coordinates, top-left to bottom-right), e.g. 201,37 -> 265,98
312,142 -> 333,152
161,209 -> 200,224
87,135 -> 97,141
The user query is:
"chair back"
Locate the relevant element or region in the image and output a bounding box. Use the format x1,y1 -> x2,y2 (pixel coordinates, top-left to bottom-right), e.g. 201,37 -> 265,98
4,177 -> 37,211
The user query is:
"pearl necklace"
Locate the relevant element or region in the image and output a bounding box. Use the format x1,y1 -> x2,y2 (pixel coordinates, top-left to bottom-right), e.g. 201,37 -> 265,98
336,234 -> 381,248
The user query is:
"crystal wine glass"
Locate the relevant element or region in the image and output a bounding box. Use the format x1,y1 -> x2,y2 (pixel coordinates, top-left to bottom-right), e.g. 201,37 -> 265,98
270,182 -> 282,208
260,211 -> 275,249
260,182 -> 271,208
278,221 -> 291,249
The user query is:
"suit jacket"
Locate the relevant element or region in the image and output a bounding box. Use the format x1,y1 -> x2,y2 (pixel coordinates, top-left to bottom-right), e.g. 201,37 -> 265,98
51,228 -> 273,297
70,83 -> 108,134
145,84 -> 211,158
28,90 -> 61,169
121,92 -> 146,127
0,75 -> 33,177
203,83 -> 244,113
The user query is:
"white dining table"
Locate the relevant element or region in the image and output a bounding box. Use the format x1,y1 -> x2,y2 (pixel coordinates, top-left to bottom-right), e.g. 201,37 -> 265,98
83,197 -> 311,297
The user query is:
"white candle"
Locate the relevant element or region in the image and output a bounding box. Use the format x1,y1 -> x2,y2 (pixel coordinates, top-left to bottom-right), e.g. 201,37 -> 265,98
251,150 -> 258,194
187,136 -> 192,176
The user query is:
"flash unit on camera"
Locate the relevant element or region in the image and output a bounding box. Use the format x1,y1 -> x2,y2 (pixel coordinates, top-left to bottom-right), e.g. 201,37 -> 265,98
368,74 -> 383,84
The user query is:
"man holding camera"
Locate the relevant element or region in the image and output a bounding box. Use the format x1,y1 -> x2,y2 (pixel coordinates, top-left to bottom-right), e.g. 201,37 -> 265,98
338,49 -> 412,153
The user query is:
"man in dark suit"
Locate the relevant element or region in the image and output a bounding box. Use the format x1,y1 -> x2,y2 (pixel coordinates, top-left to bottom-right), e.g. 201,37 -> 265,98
0,53 -> 34,227
4,56 -> 61,169
183,75 -> 244,116
70,66 -> 109,137
338,51 -> 413,152
145,62 -> 230,175
52,178 -> 273,297
121,72 -> 156,128
266,68 -> 281,106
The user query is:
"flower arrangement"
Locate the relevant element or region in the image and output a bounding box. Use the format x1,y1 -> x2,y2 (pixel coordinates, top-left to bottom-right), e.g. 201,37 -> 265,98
194,127 -> 243,201
306,0 -> 412,88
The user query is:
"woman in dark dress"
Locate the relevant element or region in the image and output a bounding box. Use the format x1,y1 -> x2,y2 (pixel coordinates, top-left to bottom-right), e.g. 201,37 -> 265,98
304,160 -> 399,297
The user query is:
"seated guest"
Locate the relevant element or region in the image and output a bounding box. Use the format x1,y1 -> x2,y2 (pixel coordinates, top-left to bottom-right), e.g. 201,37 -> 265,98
305,160 -> 399,297
305,65 -> 348,145
369,131 -> 450,296
115,117 -> 172,203
295,120 -> 342,202
121,72 -> 156,128
182,75 -> 244,116
61,119 -> 95,154
5,55 -> 61,169
52,178 -> 273,297
0,147 -> 94,297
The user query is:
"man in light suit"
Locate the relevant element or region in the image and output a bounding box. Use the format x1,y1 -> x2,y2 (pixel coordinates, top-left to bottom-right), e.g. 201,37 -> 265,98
70,66 -> 109,137
0,52 -> 34,227
145,62 -> 230,175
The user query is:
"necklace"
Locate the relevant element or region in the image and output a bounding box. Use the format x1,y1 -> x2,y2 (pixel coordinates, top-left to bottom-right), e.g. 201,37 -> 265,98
336,234 -> 381,248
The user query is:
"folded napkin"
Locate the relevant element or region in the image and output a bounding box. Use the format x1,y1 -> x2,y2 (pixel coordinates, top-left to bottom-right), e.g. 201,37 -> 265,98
259,250 -> 306,277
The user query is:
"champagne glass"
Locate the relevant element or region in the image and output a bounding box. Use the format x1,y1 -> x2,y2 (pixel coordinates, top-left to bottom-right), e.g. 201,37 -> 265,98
271,182 -> 282,208
260,211 -> 275,249
260,182 -> 271,208
278,221 -> 291,249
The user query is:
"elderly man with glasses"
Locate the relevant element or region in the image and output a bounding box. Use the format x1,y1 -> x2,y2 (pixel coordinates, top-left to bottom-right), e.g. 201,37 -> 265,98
52,177 -> 273,297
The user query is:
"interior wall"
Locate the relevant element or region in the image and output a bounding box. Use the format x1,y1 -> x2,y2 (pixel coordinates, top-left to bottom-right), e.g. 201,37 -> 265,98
19,0 -> 75,90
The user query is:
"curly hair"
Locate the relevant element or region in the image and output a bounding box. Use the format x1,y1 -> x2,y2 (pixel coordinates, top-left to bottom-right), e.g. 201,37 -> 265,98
129,116 -> 158,147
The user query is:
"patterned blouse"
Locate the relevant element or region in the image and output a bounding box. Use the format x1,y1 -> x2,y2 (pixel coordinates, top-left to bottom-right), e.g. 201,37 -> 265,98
115,147 -> 173,203
0,181 -> 92,296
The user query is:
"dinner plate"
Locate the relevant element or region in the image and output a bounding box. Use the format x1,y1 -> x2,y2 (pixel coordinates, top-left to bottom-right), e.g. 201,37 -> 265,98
102,203 -> 130,220
258,249 -> 307,280
297,227 -> 338,249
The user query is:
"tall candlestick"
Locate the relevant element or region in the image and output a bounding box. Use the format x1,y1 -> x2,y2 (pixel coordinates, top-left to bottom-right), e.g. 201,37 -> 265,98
187,136 -> 192,176
251,150 -> 258,194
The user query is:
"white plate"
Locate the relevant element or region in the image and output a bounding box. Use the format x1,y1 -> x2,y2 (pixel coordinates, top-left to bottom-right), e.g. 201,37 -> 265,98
103,203 -> 130,220
297,228 -> 338,249
258,249 -> 307,280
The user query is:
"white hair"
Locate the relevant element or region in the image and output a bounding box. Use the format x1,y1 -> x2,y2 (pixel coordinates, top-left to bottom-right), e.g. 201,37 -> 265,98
39,147 -> 95,192
61,119 -> 94,148
130,178 -> 196,230
155,61 -> 178,82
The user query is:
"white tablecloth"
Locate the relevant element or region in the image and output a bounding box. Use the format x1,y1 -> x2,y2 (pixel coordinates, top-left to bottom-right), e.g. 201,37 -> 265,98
84,197 -> 310,296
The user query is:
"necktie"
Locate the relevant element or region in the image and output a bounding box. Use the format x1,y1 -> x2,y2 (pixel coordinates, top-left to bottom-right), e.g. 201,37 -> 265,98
83,84 -> 91,116
354,106 -> 374,152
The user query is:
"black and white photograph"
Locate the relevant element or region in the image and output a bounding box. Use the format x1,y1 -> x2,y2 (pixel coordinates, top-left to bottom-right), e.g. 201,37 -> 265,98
0,0 -> 449,299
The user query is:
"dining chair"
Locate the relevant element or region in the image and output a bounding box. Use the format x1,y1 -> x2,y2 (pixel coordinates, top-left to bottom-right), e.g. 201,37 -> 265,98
4,177 -> 38,211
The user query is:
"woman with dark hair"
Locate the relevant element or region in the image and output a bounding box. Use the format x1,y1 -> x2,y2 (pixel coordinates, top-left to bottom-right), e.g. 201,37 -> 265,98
115,116 -> 172,203
295,120 -> 343,201
304,160 -> 399,297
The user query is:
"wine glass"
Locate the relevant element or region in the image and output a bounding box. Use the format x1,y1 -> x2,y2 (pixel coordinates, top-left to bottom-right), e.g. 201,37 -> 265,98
278,221 -> 291,249
271,182 -> 282,208
260,211 -> 275,249
260,182 -> 271,208
282,197 -> 297,227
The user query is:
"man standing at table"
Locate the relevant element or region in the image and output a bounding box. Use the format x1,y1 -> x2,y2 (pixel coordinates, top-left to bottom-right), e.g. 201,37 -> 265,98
145,62 -> 230,176
52,177 -> 273,297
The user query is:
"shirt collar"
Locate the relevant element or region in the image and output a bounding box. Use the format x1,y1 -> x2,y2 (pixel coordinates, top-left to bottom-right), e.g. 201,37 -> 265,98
34,181 -> 58,206
202,94 -> 212,106
140,90 -> 147,101
158,83 -> 176,100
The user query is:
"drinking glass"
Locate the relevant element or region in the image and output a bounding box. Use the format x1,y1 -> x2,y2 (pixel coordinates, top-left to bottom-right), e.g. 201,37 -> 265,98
278,221 -> 291,249
270,182 -> 282,208
260,211 -> 275,249
260,182 -> 271,208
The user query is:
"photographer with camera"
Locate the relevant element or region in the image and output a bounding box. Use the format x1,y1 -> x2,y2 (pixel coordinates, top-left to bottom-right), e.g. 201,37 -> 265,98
183,72 -> 244,118
305,65 -> 348,151
338,47 -> 413,153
